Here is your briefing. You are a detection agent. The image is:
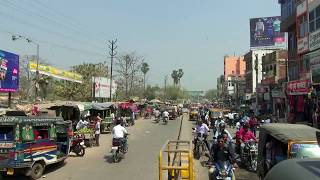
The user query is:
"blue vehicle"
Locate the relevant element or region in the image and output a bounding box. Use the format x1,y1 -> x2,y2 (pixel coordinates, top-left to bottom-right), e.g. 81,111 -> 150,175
209,160 -> 235,180
0,116 -> 72,179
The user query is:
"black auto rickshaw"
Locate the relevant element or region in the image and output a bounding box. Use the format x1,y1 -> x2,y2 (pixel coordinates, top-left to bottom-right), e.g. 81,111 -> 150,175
257,123 -> 320,179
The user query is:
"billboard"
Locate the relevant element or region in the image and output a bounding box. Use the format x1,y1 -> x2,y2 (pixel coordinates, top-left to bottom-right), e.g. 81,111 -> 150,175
250,16 -> 286,48
92,77 -> 117,98
29,62 -> 82,83
0,50 -> 19,92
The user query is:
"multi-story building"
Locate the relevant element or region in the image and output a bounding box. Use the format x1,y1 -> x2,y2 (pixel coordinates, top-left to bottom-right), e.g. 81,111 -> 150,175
262,50 -> 288,85
224,55 -> 246,80
244,50 -> 275,94
261,50 -> 288,117
279,0 -> 298,80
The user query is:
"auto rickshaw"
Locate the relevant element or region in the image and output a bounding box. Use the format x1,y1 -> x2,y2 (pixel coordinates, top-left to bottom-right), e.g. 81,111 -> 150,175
257,123 -> 320,179
0,115 -> 72,179
189,107 -> 199,121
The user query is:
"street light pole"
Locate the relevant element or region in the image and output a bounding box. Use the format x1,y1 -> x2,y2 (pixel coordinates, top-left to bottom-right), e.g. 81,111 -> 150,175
12,35 -> 39,101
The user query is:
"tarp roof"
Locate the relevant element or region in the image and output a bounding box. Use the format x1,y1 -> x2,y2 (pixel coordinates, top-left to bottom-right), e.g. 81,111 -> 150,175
260,123 -> 320,142
91,102 -> 114,110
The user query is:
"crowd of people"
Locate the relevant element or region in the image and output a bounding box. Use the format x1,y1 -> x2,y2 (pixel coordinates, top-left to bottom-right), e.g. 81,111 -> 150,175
192,109 -> 262,174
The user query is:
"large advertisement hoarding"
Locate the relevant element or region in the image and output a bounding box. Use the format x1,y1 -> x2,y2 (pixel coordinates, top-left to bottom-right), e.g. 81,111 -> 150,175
29,62 -> 82,83
250,16 -> 286,48
92,77 -> 117,98
0,50 -> 19,92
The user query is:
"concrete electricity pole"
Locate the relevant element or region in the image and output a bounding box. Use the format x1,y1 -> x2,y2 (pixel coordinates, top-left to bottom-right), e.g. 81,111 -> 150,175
164,75 -> 168,101
108,39 -> 117,102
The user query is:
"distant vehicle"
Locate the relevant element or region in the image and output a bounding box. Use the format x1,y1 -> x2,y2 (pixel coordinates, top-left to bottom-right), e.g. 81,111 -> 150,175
182,108 -> 189,113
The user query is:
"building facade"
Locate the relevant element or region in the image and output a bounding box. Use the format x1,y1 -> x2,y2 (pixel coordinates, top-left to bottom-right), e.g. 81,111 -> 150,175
224,55 -> 246,80
261,50 -> 288,117
244,50 -> 275,94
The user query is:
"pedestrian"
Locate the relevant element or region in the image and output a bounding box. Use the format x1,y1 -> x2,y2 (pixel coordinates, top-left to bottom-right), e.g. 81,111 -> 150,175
131,110 -> 135,125
95,118 -> 101,146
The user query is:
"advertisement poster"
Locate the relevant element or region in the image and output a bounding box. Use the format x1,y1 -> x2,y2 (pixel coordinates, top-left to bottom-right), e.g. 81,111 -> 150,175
250,16 -> 286,48
0,50 -> 19,92
29,62 -> 82,83
92,77 -> 117,98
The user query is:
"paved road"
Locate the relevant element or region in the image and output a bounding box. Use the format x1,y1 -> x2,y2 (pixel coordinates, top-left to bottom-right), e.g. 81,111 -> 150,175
1,117 -> 182,180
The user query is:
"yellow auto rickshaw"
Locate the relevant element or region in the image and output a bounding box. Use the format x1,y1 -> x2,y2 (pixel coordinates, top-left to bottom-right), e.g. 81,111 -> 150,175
257,123 -> 320,179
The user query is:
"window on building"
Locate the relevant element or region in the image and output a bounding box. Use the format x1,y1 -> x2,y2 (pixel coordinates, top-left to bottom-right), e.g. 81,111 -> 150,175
274,65 -> 277,76
309,5 -> 320,33
298,15 -> 308,38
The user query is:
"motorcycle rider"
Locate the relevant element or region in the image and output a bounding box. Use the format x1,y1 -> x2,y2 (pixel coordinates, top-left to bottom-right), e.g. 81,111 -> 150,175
214,122 -> 233,141
239,122 -> 257,155
193,119 -> 210,151
112,119 -> 128,151
209,135 -> 238,174
163,110 -> 169,120
153,108 -> 161,121
214,117 -> 225,134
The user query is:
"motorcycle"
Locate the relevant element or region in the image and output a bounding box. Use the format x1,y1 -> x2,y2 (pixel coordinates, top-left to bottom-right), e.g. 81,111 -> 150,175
111,134 -> 129,163
193,132 -> 207,159
209,160 -> 235,180
70,135 -> 86,157
241,139 -> 258,172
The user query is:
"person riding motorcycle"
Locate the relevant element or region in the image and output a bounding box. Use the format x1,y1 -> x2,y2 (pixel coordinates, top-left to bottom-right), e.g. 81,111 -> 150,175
214,117 -> 225,133
163,110 -> 169,120
210,135 -> 238,173
239,122 -> 257,155
214,122 -> 233,141
112,119 -> 128,151
193,119 -> 210,151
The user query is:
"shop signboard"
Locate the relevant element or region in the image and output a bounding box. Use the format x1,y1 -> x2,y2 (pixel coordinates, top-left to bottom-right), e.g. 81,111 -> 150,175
309,49 -> 320,66
0,50 -> 19,92
250,16 -> 286,49
29,62 -> 82,83
286,79 -> 310,95
309,29 -> 320,51
297,36 -> 309,54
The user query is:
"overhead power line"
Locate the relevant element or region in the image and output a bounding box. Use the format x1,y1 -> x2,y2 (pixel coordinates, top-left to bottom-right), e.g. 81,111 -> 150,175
0,0 -> 106,51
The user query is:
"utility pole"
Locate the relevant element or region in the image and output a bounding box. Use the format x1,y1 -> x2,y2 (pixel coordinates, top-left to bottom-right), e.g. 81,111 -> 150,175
164,75 -> 168,101
255,54 -> 259,115
108,39 -> 117,102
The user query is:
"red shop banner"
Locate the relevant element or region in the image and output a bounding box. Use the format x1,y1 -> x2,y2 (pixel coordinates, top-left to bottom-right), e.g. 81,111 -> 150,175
286,79 -> 311,95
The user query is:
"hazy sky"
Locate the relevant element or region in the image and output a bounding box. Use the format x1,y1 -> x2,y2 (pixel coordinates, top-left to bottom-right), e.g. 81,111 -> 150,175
0,0 -> 280,91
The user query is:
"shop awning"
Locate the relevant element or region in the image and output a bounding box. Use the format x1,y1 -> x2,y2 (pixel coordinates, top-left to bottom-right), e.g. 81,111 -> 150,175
91,102 -> 114,110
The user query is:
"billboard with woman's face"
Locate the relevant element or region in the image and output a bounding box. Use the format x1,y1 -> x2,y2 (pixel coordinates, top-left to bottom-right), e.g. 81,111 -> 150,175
0,50 -> 19,92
